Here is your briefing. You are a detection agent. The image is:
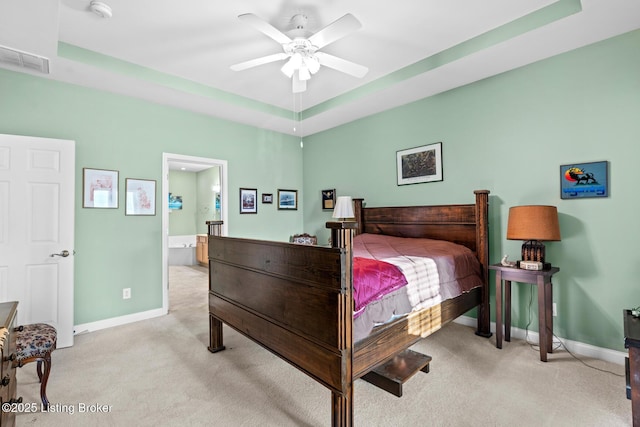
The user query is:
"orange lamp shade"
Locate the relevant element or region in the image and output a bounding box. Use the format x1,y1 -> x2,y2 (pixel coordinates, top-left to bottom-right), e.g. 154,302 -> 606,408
506,205 -> 561,242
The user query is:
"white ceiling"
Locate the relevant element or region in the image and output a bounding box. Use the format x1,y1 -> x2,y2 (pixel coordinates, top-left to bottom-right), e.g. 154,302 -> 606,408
1,0 -> 639,137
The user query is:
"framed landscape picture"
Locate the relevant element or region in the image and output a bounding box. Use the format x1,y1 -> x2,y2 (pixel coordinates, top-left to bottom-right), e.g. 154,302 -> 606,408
278,189 -> 297,210
396,142 -> 443,185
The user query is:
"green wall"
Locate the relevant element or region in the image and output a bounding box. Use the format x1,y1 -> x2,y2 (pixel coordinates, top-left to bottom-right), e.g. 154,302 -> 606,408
168,170 -> 197,235
168,168 -> 222,235
302,29 -> 640,351
0,71 -> 303,325
196,167 -> 221,234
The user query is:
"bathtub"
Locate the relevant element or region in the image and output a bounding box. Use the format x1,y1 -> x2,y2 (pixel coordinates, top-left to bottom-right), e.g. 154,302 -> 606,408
168,235 -> 196,266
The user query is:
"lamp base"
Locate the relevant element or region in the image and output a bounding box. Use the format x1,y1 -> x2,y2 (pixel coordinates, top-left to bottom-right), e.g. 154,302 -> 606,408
521,240 -> 546,263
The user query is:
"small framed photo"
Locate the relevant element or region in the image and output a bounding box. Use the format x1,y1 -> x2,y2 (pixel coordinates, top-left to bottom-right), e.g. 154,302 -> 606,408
83,168 -> 119,208
262,193 -> 273,204
322,189 -> 336,210
396,142 -> 443,185
125,178 -> 156,216
240,188 -> 258,214
560,161 -> 608,199
278,189 -> 298,210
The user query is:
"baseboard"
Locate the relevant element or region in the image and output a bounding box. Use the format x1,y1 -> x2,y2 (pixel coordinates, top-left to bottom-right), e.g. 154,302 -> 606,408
454,315 -> 627,366
73,311 -> 626,366
74,308 -> 167,335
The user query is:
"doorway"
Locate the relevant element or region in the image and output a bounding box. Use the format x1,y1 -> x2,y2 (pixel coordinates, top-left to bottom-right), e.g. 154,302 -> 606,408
162,153 -> 228,313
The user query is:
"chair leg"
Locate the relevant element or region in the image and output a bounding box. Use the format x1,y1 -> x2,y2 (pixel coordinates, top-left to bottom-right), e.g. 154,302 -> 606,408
39,354 -> 51,410
37,360 -> 43,382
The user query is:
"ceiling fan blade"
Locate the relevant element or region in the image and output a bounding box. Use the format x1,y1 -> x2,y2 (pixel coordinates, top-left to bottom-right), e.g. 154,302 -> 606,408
292,74 -> 307,93
315,52 -> 368,78
230,53 -> 289,71
308,13 -> 362,49
238,13 -> 292,45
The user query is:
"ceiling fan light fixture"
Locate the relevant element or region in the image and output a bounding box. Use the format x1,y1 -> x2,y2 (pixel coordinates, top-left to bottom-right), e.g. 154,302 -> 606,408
281,59 -> 295,78
233,13 -> 366,93
298,65 -> 311,81
281,53 -> 302,78
304,55 -> 320,74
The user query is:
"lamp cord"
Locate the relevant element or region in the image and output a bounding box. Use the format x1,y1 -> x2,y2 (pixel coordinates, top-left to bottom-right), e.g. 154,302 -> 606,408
524,284 -> 624,377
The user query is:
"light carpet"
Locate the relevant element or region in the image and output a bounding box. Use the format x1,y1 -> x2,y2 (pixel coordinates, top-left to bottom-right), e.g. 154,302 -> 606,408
15,265 -> 631,426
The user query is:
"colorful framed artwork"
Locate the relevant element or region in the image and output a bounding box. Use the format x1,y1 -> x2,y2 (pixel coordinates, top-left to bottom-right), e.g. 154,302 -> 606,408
322,189 -> 335,210
125,178 -> 156,216
240,188 -> 258,214
560,161 -> 608,199
278,189 -> 297,210
168,193 -> 182,210
396,142 -> 443,185
83,168 -> 119,208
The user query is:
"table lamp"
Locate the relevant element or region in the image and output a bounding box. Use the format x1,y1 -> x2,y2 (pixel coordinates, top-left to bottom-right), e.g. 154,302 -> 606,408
332,196 -> 354,221
506,205 -> 561,263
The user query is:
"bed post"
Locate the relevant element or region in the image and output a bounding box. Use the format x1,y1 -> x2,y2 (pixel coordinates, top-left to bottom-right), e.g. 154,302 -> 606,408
207,221 -> 226,353
326,220 -> 357,427
473,190 -> 492,338
353,198 -> 364,235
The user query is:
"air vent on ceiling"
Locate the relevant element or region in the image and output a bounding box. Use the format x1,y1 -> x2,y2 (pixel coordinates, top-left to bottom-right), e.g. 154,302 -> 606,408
0,45 -> 50,74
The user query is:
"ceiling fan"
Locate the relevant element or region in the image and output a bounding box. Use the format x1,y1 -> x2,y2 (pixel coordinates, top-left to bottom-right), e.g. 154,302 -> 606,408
231,13 -> 368,93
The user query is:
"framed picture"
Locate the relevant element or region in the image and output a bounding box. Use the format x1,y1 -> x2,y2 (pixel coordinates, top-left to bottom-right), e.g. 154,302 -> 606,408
240,188 -> 258,214
262,193 -> 273,204
83,168 -> 119,208
125,178 -> 156,215
322,189 -> 336,210
278,189 -> 298,210
560,161 -> 608,199
396,142 -> 443,185
168,193 -> 183,210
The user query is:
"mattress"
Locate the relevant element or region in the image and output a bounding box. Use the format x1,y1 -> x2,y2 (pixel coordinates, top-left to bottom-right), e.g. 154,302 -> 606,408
352,233 -> 484,342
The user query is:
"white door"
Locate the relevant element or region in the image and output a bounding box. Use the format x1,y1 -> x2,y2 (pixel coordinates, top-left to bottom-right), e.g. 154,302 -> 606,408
0,134 -> 75,348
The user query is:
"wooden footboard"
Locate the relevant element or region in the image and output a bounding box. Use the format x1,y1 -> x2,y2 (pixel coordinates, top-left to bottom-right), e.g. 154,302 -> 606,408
208,227 -> 355,423
207,190 -> 490,426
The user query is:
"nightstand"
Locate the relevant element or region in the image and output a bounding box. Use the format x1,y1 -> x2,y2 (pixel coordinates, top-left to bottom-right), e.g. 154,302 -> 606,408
624,309 -> 640,425
489,264 -> 560,362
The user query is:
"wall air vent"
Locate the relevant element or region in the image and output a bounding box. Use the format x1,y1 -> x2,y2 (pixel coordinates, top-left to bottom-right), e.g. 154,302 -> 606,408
0,45 -> 50,74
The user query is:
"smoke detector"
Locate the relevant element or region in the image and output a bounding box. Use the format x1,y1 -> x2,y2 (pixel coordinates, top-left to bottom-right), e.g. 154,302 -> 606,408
89,1 -> 113,19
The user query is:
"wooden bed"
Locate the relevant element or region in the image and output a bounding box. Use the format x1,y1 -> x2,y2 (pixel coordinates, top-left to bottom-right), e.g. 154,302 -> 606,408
207,190 -> 490,426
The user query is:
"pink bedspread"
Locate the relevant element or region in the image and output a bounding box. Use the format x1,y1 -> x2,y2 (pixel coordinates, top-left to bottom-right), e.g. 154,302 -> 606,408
353,257 -> 407,316
353,233 -> 483,308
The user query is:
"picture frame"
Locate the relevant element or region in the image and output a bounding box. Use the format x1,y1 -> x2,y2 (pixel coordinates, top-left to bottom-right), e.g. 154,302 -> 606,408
240,188 -> 258,214
262,193 -> 273,204
560,161 -> 608,199
125,178 -> 156,216
278,189 -> 298,210
168,193 -> 183,210
322,189 -> 336,210
83,168 -> 119,208
396,142 -> 443,185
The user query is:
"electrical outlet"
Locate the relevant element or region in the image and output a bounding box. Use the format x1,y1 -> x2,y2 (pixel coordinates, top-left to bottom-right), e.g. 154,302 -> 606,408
553,303 -> 557,317
123,288 -> 131,300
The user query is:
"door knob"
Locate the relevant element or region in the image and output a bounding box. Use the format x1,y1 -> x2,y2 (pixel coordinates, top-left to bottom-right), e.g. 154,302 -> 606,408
50,250 -> 70,258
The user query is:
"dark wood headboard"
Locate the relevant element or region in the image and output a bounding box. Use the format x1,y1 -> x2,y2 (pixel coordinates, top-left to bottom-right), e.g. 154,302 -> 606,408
353,189 -> 490,306
353,190 -> 488,251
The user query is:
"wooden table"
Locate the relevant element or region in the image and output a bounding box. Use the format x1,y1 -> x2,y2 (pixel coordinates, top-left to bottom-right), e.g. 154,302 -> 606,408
624,309 -> 640,426
489,264 -> 560,362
